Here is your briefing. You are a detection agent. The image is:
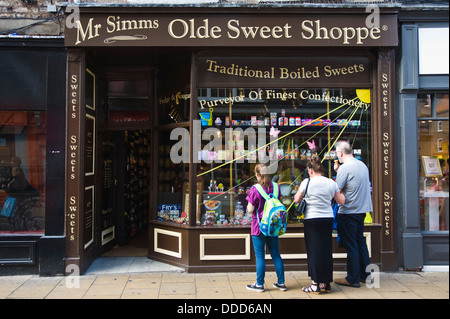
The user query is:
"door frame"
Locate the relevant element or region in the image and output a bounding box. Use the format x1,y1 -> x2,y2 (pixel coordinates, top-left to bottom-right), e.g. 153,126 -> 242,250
65,48 -> 155,274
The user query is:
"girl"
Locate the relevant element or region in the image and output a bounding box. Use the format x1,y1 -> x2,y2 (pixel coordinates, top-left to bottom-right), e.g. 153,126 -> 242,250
246,163 -> 286,292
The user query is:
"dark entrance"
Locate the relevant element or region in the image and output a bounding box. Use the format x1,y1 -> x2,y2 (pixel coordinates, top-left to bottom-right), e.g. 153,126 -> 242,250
94,63 -> 154,259
82,48 -> 191,270
98,130 -> 151,257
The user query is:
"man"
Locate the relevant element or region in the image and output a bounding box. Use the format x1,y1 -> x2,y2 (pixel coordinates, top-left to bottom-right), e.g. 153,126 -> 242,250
334,141 -> 372,287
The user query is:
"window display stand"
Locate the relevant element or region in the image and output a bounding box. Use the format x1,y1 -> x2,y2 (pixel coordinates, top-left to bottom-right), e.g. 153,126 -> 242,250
422,178 -> 449,231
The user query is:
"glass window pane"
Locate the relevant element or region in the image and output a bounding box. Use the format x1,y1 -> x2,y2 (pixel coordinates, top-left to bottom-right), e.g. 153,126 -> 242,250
197,87 -> 372,226
158,88 -> 190,124
157,55 -> 191,125
436,93 -> 449,118
0,111 -> 46,234
418,120 -> 449,231
156,130 -> 189,224
418,93 -> 432,118
419,27 -> 449,75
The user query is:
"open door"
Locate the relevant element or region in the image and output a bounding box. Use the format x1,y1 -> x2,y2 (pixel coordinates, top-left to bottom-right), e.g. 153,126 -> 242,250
80,67 -> 98,271
65,50 -> 153,274
98,129 -> 151,254
98,131 -> 116,253
65,49 -> 98,274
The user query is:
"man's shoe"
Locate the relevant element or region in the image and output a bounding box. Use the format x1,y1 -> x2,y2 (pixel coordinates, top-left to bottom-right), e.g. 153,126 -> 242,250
334,277 -> 360,288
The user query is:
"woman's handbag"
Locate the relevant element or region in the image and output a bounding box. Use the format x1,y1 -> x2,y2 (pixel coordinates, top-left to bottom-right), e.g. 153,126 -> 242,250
295,178 -> 310,217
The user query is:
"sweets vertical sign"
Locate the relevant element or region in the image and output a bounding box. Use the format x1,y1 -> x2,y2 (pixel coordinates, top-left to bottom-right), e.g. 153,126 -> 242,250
65,49 -> 84,272
377,49 -> 397,271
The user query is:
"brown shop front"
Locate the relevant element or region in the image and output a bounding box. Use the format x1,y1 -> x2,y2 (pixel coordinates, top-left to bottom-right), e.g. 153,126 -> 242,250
63,5 -> 398,274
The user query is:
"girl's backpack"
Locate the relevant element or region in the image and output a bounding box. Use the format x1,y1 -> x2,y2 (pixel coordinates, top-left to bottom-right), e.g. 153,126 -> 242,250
254,182 -> 287,237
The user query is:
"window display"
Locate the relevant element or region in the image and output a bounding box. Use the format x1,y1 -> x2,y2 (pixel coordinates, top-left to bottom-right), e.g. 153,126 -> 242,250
154,55 -> 374,228
418,93 -> 449,231
123,130 -> 150,240
196,87 -> 372,227
0,111 -> 46,234
157,131 -> 189,225
156,55 -> 191,225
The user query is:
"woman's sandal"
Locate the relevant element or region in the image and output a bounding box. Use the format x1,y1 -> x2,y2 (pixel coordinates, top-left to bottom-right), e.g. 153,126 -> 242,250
319,283 -> 331,293
302,282 -> 321,294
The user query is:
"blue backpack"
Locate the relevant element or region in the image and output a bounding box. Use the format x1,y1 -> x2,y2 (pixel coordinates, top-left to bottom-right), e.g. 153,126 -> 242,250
254,182 -> 287,237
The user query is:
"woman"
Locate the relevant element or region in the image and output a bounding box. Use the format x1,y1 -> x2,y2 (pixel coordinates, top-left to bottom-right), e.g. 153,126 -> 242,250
294,157 -> 345,294
246,163 -> 286,293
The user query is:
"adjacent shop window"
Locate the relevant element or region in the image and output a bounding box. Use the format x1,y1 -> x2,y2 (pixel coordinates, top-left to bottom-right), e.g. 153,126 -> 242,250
0,111 -> 45,234
418,93 -> 449,232
196,87 -> 372,226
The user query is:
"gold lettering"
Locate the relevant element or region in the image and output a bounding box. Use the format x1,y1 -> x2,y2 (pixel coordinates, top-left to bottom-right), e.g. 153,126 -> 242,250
301,19 -> 381,45
383,192 -> 392,236
75,18 -> 101,45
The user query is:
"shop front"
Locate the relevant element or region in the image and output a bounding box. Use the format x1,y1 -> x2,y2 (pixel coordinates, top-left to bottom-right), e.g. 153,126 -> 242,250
0,37 -> 66,275
397,8 -> 449,270
63,4 -> 398,274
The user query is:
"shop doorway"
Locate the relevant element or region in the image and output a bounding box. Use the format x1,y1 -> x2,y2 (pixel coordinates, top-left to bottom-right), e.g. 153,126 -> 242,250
94,66 -> 154,260
98,130 -> 151,257
67,48 -> 191,274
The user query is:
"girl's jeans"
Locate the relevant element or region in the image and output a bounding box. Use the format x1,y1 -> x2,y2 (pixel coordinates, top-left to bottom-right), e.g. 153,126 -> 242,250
252,233 -> 285,286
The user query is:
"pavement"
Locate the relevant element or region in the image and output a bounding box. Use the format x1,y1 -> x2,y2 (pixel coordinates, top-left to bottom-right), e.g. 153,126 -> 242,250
0,257 -> 448,300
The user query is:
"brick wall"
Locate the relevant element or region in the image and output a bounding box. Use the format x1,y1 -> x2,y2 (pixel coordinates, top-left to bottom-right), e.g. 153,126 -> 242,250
0,0 -> 56,19
0,1 -> 445,36
0,1 -> 65,35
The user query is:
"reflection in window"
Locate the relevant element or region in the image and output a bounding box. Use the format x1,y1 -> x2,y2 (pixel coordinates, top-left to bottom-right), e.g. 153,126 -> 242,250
418,93 -> 449,232
0,111 -> 45,234
418,93 -> 449,118
158,89 -> 190,124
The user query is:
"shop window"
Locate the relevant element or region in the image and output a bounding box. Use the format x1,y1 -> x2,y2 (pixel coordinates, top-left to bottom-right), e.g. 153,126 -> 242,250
158,88 -> 190,124
157,131 -> 189,225
418,93 -> 449,118
196,87 -> 372,226
106,79 -> 151,124
157,54 -> 191,125
156,54 -> 191,224
418,93 -> 449,232
0,111 -> 46,234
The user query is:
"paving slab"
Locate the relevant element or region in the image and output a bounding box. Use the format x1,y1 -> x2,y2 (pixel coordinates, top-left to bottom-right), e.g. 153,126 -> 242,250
0,257 -> 448,300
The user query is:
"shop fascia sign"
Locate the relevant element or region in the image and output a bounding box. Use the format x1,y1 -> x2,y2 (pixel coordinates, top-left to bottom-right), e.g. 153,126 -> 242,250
65,10 -> 397,47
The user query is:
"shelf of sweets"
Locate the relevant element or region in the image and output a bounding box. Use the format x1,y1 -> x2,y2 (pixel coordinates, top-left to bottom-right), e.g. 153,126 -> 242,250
124,130 -> 150,239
